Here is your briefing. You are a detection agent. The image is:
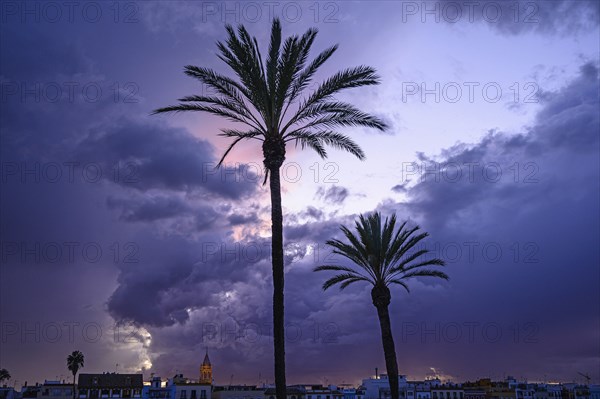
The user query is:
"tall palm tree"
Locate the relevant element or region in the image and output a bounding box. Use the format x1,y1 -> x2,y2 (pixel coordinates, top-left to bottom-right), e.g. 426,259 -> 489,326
153,19 -> 387,399
0,368 -> 11,384
314,212 -> 448,399
67,351 -> 84,399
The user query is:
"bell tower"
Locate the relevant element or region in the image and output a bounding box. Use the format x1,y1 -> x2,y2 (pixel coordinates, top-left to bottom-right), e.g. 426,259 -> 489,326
200,348 -> 212,384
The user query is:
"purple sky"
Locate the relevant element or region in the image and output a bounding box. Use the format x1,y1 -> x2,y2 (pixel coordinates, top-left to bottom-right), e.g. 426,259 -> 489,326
1,0 -> 599,387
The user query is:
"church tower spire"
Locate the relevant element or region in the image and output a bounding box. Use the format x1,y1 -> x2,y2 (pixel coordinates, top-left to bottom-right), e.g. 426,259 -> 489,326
200,348 -> 212,384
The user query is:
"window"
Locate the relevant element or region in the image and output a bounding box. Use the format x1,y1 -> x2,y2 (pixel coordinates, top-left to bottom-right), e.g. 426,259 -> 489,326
201,391 -> 206,399
192,391 -> 197,399
181,391 -> 187,399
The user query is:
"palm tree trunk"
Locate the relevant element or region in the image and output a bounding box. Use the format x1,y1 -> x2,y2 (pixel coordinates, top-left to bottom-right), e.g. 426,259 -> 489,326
269,166 -> 286,399
73,373 -> 76,399
372,285 -> 399,399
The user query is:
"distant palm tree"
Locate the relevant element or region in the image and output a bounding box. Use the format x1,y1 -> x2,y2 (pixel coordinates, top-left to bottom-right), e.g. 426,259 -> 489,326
314,212 -> 448,399
0,368 -> 11,384
153,18 -> 387,399
67,351 -> 84,399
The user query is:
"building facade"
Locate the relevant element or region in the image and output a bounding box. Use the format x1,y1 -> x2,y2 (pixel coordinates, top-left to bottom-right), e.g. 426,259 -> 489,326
77,373 -> 143,399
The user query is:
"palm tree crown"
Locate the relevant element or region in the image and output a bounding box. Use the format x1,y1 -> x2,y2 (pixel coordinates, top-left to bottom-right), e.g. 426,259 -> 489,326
0,368 -> 11,383
153,18 -> 387,172
314,212 -> 448,291
67,350 -> 84,375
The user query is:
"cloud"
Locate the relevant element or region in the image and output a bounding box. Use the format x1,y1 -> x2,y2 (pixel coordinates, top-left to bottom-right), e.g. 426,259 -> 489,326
75,118 -> 260,200
107,194 -> 193,222
431,0 -> 599,36
315,185 -> 350,205
227,212 -> 259,226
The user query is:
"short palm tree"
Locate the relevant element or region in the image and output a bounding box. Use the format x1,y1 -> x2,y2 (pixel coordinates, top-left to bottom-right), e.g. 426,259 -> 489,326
314,212 -> 448,399
0,368 -> 10,384
67,351 -> 84,399
153,19 -> 387,399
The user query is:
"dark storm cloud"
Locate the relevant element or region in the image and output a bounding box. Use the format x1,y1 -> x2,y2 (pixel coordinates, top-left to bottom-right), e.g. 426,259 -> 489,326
227,212 -> 259,226
391,183 -> 408,193
107,194 -> 193,222
404,62 -> 599,231
315,185 -> 350,205
301,206 -> 325,221
75,119 -> 259,199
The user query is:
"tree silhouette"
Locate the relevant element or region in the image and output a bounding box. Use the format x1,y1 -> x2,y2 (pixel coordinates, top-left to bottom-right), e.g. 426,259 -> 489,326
0,368 -> 11,385
314,212 -> 448,399
67,351 -> 84,399
153,19 -> 387,399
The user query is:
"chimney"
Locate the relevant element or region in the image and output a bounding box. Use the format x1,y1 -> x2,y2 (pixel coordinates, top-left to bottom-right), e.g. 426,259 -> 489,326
376,368 -> 379,379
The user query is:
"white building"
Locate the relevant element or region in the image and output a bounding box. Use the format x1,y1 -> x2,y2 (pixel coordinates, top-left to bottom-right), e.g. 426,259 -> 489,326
362,375 -> 408,399
168,376 -> 210,399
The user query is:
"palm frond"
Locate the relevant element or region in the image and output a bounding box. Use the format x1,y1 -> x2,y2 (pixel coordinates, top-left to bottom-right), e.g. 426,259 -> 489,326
313,264 -> 368,279
215,128 -> 264,168
290,131 -> 327,158
267,18 -> 282,114
286,131 -> 365,160
217,25 -> 269,119
322,273 -> 368,291
397,269 -> 449,281
389,231 -> 430,266
151,104 -> 251,126
283,66 -> 381,132
286,45 -> 338,107
339,276 -> 370,290
388,258 -> 446,281
275,28 -> 317,120
388,279 -> 411,293
176,95 -> 263,131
